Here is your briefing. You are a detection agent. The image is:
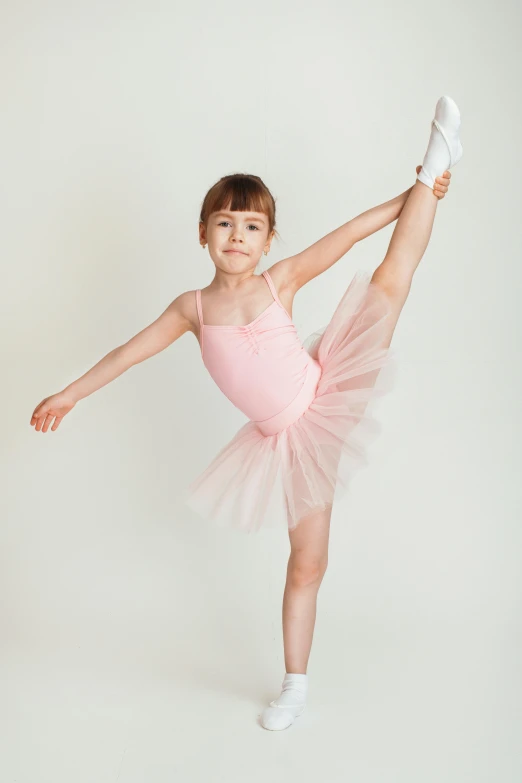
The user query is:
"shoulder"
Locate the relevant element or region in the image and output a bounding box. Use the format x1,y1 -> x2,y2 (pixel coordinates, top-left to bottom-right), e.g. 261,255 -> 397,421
166,289 -> 199,333
264,259 -> 300,316
265,257 -> 300,297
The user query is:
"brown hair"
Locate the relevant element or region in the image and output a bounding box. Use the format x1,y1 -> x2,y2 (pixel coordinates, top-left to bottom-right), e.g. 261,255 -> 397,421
199,173 -> 280,241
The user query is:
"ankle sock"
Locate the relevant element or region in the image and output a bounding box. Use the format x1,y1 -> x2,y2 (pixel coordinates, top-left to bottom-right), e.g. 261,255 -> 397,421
417,95 -> 463,189
260,672 -> 308,731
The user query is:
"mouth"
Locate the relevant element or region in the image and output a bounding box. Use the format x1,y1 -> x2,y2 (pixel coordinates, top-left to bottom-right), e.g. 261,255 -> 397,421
225,249 -> 247,255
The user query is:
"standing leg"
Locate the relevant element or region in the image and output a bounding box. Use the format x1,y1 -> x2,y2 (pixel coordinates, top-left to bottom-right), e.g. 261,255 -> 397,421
283,503 -> 332,673
260,503 -> 333,730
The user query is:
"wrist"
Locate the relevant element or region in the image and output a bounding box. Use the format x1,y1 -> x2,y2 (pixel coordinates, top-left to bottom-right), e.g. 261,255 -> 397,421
62,384 -> 82,404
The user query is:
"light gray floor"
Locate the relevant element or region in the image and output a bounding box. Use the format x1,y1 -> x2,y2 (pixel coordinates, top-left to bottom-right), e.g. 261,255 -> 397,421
3,608 -> 519,783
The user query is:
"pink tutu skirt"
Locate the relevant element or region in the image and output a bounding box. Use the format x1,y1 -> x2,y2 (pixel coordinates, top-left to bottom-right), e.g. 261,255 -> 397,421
184,271 -> 398,533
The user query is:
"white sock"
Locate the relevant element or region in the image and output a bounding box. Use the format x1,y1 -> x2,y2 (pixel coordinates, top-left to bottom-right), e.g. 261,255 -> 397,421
417,95 -> 463,189
260,672 -> 308,731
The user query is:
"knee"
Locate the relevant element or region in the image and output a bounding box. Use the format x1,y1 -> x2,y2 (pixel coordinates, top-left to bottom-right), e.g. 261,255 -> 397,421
288,554 -> 328,588
370,266 -> 411,311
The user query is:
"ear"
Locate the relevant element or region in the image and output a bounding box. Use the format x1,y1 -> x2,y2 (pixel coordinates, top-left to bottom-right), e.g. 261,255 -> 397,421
264,229 -> 275,251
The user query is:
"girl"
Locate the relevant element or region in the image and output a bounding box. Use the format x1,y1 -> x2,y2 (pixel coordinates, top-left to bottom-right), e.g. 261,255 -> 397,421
30,96 -> 462,731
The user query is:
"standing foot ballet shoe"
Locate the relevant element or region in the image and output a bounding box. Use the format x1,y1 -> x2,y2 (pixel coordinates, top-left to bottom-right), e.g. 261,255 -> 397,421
259,671 -> 308,731
260,702 -> 306,731
417,95 -> 463,189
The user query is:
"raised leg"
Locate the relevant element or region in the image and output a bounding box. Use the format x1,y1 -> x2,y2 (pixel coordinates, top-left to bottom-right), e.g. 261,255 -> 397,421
371,93 -> 463,347
371,179 -> 439,348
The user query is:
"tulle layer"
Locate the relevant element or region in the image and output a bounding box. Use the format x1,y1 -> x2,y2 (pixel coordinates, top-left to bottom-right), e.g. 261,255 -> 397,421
184,270 -> 398,533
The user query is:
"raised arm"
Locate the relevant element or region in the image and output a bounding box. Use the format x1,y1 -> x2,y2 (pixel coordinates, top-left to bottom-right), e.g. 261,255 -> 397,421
272,168 -> 450,293
272,187 -> 412,294
30,291 -> 194,432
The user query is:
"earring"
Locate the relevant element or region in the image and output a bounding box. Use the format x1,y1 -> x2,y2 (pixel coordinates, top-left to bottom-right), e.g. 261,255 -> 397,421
202,244 -> 206,249
264,251 -> 268,256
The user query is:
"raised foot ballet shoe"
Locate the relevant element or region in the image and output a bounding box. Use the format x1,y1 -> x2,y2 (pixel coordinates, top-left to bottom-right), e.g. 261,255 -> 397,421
260,703 -> 306,731
417,95 -> 463,189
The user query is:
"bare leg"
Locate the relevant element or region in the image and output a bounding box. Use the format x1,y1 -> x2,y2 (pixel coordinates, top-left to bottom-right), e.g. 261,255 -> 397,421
279,182 -> 440,674
278,179 -> 440,669
282,503 -> 332,673
371,179 -> 439,347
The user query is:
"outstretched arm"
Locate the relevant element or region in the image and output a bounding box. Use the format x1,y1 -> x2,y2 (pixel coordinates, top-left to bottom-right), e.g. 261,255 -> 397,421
30,291 -> 194,433
272,169 -> 450,293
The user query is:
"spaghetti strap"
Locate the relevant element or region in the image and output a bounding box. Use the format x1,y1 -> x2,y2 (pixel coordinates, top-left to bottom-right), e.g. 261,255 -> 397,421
262,270 -> 285,309
195,289 -> 204,354
195,289 -> 204,326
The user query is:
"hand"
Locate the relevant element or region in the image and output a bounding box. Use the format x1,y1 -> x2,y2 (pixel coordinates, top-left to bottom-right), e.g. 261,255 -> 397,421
416,165 -> 451,199
30,390 -> 77,432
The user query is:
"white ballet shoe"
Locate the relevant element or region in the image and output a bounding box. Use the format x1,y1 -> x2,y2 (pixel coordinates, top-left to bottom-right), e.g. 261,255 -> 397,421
260,702 -> 306,731
417,95 -> 463,189
260,672 -> 308,731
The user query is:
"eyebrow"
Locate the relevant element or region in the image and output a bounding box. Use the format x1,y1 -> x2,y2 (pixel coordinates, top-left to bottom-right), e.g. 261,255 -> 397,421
214,212 -> 266,224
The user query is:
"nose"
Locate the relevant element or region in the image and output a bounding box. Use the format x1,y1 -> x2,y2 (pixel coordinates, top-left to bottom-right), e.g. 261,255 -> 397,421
230,227 -> 244,242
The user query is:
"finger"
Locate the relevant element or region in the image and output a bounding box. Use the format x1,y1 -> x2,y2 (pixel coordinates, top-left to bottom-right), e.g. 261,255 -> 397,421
42,413 -> 54,433
34,408 -> 47,430
36,412 -> 49,432
436,176 -> 450,186
51,417 -> 62,431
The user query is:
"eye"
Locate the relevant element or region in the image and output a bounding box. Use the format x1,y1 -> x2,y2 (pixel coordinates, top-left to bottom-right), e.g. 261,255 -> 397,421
217,221 -> 260,231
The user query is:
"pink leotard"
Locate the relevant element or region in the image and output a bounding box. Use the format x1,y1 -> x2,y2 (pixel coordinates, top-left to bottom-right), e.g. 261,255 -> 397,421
195,270 -> 321,436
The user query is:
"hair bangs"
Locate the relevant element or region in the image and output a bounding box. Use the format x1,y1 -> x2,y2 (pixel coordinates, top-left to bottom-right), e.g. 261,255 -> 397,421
199,173 -> 278,239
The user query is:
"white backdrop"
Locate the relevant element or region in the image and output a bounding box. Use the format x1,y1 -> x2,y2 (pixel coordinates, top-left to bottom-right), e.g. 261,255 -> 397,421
2,1 -> 521,781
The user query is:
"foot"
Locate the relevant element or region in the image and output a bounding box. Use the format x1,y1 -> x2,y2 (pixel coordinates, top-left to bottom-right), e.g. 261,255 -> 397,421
260,702 -> 306,730
260,672 -> 308,731
417,95 -> 463,189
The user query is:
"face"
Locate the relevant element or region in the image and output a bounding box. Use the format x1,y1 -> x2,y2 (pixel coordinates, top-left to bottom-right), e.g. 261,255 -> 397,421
200,208 -> 274,271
